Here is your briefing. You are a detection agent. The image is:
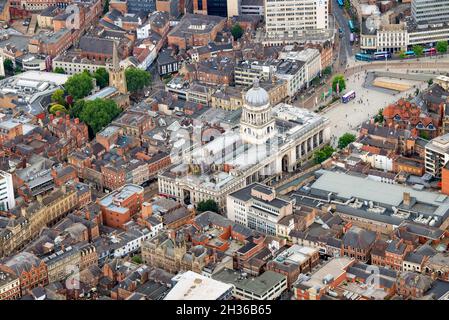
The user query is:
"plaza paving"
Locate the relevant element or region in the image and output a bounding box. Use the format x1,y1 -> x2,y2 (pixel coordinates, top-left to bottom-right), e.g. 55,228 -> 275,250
321,69 -> 428,147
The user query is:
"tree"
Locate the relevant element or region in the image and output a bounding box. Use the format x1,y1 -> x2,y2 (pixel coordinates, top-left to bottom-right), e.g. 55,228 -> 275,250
428,79 -> 433,86
54,67 -> 66,74
103,0 -> 110,14
70,99 -> 85,118
313,146 -> 335,164
49,104 -> 68,115
344,0 -> 350,11
338,133 -> 356,149
412,45 -> 424,57
323,66 -> 332,76
125,67 -> 151,93
79,98 -> 121,133
93,67 -> 109,89
131,255 -> 142,264
436,41 -> 448,54
419,131 -> 430,140
374,108 -> 384,124
197,199 -> 219,213
51,89 -> 66,106
332,74 -> 346,94
398,50 -> 406,59
64,72 -> 93,100
3,58 -> 13,73
231,23 -> 244,41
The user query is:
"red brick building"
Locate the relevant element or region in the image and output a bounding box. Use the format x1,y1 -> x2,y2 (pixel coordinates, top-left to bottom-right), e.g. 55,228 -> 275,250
99,184 -> 144,229
167,13 -> 226,50
2,252 -> 48,295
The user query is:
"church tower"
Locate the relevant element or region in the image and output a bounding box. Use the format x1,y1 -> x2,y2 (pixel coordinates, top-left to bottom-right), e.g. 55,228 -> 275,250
240,79 -> 277,145
109,41 -> 127,94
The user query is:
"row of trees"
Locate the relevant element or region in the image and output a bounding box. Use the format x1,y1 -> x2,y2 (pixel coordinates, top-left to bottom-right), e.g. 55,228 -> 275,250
399,41 -> 448,58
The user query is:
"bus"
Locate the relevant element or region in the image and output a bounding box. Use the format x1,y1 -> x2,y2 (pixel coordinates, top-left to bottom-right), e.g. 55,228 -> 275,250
373,51 -> 392,60
424,47 -> 436,56
348,20 -> 355,32
337,0 -> 343,6
342,90 -> 356,103
355,53 -> 372,61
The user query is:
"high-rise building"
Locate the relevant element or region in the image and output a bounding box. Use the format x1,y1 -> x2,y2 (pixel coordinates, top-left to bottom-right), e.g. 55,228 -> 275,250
412,0 -> 449,27
265,0 -> 329,37
0,171 -> 15,212
193,0 -> 227,16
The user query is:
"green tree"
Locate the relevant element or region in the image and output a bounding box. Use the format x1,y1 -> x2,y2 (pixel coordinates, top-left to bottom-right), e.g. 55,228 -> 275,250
14,66 -> 22,74
344,0 -> 350,11
54,67 -> 66,74
197,199 -> 219,213
338,133 -> 356,149
374,109 -> 384,123
3,58 -> 13,73
93,67 -> 109,89
64,72 -> 94,100
125,67 -> 151,93
103,0 -> 110,14
51,89 -> 66,106
131,255 -> 143,264
412,45 -> 424,57
313,146 -> 335,164
79,98 -> 121,133
398,50 -> 406,59
419,131 -> 430,140
332,74 -> 346,94
231,23 -> 244,41
436,41 -> 448,54
428,79 -> 433,86
323,66 -> 332,76
70,99 -> 85,118
49,104 -> 68,115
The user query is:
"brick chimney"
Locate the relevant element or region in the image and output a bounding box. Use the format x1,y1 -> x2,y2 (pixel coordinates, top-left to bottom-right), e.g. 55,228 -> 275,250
74,118 -> 80,124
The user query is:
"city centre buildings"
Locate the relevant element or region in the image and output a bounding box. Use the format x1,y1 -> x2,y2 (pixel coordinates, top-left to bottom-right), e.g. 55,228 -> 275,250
157,81 -> 330,208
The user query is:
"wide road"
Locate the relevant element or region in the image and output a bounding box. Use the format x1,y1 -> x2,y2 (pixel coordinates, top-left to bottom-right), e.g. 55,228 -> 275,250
332,1 -> 354,68
296,58 -> 449,109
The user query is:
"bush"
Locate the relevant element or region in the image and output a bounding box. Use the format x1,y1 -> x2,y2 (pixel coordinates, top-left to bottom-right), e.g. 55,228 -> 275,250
49,104 -> 68,115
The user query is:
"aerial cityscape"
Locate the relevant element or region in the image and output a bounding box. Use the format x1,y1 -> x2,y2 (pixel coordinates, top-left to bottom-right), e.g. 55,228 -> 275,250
0,0 -> 448,303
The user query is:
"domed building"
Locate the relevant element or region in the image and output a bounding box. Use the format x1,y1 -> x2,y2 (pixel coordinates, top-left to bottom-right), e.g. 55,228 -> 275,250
240,79 -> 277,145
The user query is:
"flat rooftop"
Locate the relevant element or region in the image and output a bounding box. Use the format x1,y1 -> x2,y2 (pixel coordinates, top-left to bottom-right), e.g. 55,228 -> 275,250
311,170 -> 449,219
164,271 -> 232,300
213,269 -> 286,297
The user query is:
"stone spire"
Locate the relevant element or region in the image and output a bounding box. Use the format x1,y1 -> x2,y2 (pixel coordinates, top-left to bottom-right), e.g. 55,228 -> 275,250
112,40 -> 120,71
